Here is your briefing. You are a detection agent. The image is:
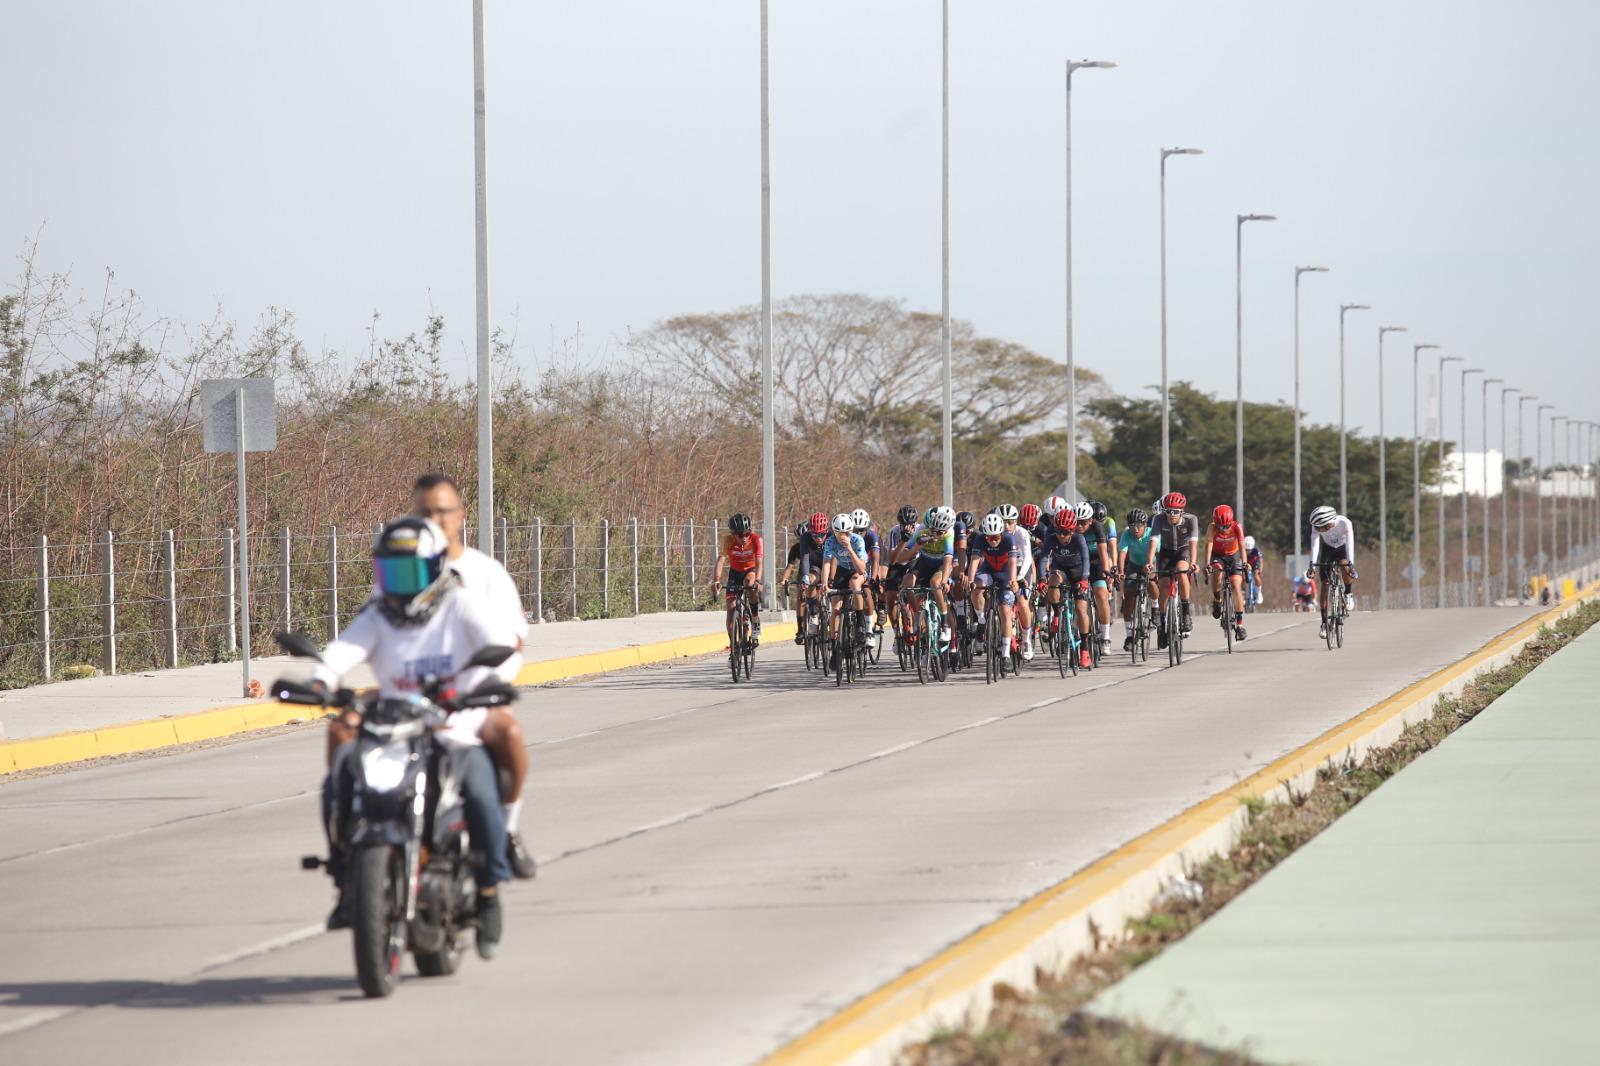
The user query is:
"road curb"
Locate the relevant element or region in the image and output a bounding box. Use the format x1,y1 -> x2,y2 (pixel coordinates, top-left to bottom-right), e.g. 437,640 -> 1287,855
0,623 -> 793,776
759,592 -> 1598,1066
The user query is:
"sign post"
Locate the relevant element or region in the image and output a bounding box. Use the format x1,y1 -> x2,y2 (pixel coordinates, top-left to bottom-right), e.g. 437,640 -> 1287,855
202,379 -> 277,696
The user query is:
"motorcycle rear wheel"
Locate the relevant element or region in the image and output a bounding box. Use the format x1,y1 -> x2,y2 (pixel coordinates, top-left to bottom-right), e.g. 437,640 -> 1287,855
351,844 -> 404,998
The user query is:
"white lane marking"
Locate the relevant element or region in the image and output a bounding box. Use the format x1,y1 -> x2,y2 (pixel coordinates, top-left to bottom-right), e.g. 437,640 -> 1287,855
197,923 -> 325,973
863,740 -> 920,760
762,770 -> 825,792
0,1009 -> 75,1039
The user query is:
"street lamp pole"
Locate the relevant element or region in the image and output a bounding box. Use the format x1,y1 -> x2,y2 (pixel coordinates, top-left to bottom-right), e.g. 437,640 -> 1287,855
1294,266 -> 1329,572
1377,326 -> 1408,609
470,0 -> 494,553
940,0 -> 951,507
1412,343 -> 1440,609
1478,377 -> 1501,606
1338,304 -> 1371,514
1498,386 -> 1519,604
1235,213 -> 1277,521
1453,364 -> 1480,606
758,0 -> 776,609
1555,415 -> 1570,577
1519,395 -> 1538,599
1159,147 -> 1203,496
1537,404 -> 1554,592
1064,58 -> 1116,501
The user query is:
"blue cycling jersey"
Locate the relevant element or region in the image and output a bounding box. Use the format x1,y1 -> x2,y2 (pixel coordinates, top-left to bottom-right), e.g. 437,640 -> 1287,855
823,532 -> 867,571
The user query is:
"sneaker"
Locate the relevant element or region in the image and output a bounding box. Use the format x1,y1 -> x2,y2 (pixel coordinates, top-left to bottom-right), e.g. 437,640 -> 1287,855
507,831 -> 538,880
1123,636 -> 1134,652
939,626 -> 952,643
475,889 -> 503,959
1345,593 -> 1355,612
752,622 -> 763,640
1235,625 -> 1246,642
1022,643 -> 1034,662
1211,600 -> 1221,619
1318,623 -> 1328,639
326,892 -> 351,932
1079,648 -> 1093,669
793,631 -> 804,646
828,650 -> 839,672
1157,629 -> 1169,649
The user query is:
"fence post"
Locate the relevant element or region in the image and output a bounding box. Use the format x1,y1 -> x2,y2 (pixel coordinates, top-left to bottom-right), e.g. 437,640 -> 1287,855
660,516 -> 670,612
327,524 -> 340,639
687,518 -> 697,591
568,517 -> 579,620
224,528 -> 237,653
279,526 -> 293,631
495,515 -> 508,565
163,529 -> 179,668
532,517 -> 543,623
601,519 -> 611,617
782,525 -> 790,610
102,529 -> 117,676
627,518 -> 638,615
37,534 -> 51,681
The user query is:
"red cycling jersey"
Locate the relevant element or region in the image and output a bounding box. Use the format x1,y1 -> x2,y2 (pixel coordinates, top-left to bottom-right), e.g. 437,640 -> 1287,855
724,533 -> 762,573
1209,520 -> 1246,559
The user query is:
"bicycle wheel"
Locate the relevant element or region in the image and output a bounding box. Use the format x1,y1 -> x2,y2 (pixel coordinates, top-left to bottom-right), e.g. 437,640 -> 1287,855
741,608 -> 754,680
911,604 -> 928,685
729,611 -> 743,683
1222,592 -> 1234,655
1166,600 -> 1178,668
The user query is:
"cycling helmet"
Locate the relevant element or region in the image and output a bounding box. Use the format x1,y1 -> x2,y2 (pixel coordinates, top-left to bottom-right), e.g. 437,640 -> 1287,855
807,512 -> 829,535
1310,505 -> 1338,528
926,506 -> 955,532
1053,508 -> 1078,531
978,513 -> 1005,536
373,516 -> 452,628
1213,504 -> 1234,526
955,509 -> 976,530
1126,508 -> 1149,527
996,503 -> 1020,522
1074,501 -> 1094,524
831,513 -> 853,534
1091,500 -> 1108,522
728,512 -> 753,535
794,521 -> 809,539
1151,497 -> 1165,516
1163,491 -> 1187,512
1244,535 -> 1257,551
897,504 -> 918,526
850,508 -> 871,531
1020,503 -> 1041,527
1044,495 -> 1068,517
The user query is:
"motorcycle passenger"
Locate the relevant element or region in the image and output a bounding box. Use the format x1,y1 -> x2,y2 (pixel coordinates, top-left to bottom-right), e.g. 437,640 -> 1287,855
313,516 -> 516,956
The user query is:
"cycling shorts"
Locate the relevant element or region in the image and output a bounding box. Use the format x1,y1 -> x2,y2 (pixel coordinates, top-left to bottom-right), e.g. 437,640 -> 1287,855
1156,545 -> 1192,570
1212,552 -> 1247,576
725,569 -> 759,600
828,568 -> 860,593
1315,541 -> 1351,568
886,562 -> 909,586
972,571 -> 1016,606
911,554 -> 948,586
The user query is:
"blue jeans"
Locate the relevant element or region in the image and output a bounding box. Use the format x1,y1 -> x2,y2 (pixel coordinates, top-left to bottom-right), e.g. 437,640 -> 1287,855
321,744 -> 510,890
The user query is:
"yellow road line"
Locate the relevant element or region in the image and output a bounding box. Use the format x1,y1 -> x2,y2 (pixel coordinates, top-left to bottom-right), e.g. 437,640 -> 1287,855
761,593 -> 1595,1066
0,622 -> 790,776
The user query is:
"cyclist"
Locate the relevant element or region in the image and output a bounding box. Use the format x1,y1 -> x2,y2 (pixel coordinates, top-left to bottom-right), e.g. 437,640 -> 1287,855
1092,500 -> 1118,546
1041,508 -> 1094,669
1204,504 -> 1248,642
820,513 -> 870,670
883,505 -> 921,649
1150,491 -> 1198,647
1117,508 -> 1156,651
711,512 -> 764,645
951,509 -> 978,638
1244,535 -> 1264,609
969,512 -> 1022,657
1293,573 -> 1318,613
997,504 -> 1037,661
892,505 -> 956,644
851,508 -> 883,632
779,514 -> 827,644
1307,506 -> 1358,639
1075,502 -> 1114,651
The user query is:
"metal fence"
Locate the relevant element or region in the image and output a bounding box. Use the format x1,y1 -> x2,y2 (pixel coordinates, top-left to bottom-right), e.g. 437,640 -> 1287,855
0,517 -> 773,689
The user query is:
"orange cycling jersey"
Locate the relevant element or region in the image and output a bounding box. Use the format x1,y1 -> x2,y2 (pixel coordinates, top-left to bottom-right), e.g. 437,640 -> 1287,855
724,533 -> 763,573
1209,521 -> 1246,558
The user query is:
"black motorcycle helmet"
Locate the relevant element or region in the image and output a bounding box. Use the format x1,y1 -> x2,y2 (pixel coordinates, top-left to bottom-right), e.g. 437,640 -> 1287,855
372,515 -> 454,627
897,504 -> 918,526
729,512 -> 753,536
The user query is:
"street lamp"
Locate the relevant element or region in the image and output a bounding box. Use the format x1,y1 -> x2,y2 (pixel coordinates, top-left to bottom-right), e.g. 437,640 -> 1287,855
1412,342 -> 1441,609
1338,304 -> 1371,514
939,0 -> 952,506
1159,146 -> 1204,496
1498,386 -> 1520,604
758,0 -> 776,608
1519,395 -> 1540,599
1235,213 -> 1277,521
1478,377 -> 1501,606
1377,325 -> 1408,608
1452,364 -> 1480,607
1537,404 -> 1554,591
470,0 -> 494,553
1064,58 -> 1116,501
1555,415 -> 1570,576
1294,265 -> 1329,573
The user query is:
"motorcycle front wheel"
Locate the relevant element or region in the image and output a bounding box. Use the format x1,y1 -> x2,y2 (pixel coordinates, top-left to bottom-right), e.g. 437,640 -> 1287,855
351,844 -> 405,998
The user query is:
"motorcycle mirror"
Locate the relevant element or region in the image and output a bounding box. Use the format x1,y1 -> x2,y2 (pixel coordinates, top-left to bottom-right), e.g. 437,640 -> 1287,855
465,644 -> 515,670
457,680 -> 518,708
275,631 -> 324,661
272,677 -> 329,707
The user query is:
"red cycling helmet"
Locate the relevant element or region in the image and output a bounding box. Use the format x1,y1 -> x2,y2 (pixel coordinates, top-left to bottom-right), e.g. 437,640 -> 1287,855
1163,491 -> 1187,512
1053,509 -> 1078,532
1213,504 -> 1234,526
807,512 -> 828,535
1020,503 -> 1041,527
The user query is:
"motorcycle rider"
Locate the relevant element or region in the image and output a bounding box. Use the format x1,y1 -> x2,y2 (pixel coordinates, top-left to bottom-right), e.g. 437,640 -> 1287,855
313,516 -> 516,957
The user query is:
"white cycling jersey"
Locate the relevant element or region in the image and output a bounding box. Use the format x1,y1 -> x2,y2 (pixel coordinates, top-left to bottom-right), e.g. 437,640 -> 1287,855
1309,515 -> 1356,566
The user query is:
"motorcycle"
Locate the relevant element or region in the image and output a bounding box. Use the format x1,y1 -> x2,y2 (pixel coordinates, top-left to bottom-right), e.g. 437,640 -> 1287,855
272,632 -> 518,999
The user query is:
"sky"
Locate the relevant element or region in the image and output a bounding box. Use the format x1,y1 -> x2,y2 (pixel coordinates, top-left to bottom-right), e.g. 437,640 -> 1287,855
5,1 -> 1599,461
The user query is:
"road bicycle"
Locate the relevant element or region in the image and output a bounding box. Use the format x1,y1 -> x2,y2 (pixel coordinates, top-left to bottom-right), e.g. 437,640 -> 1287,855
715,582 -> 756,682
1156,567 -> 1186,667
1319,565 -> 1350,650
1212,562 -> 1239,655
1128,572 -> 1153,665
1055,593 -> 1084,678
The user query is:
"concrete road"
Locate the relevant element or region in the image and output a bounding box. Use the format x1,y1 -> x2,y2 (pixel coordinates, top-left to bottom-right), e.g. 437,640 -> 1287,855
0,607 -> 1532,1065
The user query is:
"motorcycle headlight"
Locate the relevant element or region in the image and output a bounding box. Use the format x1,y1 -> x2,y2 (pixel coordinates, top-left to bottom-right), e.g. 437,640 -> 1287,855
360,739 -> 412,793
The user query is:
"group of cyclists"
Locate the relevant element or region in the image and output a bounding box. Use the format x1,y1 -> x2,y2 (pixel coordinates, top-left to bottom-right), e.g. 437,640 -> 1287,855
710,491 -> 1362,674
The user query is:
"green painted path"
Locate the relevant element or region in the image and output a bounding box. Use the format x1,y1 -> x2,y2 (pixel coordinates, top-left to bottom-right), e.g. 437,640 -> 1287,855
1093,622 -> 1600,1065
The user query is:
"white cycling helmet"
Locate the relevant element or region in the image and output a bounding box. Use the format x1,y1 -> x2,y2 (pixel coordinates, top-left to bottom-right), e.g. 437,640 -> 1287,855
1309,505 -> 1338,528
996,503 -> 1019,522
978,513 -> 1005,536
831,512 -> 854,534
1244,535 -> 1257,550
929,506 -> 956,532
1044,495 -> 1067,517
1151,497 -> 1165,516
850,507 -> 871,531
1074,501 -> 1094,523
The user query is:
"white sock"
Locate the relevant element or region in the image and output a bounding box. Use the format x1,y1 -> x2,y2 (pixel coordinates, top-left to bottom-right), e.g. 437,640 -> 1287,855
503,795 -> 524,829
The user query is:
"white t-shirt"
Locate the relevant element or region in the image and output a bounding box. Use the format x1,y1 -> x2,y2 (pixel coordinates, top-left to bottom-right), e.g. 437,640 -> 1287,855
448,546 -> 527,680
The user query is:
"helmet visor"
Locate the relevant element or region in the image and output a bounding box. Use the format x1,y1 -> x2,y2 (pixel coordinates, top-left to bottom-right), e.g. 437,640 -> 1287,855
374,555 -> 441,598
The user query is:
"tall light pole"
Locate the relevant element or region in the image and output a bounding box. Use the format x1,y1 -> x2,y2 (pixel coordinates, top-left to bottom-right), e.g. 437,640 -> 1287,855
1476,376 -> 1501,606
1498,385 -> 1519,604
1537,404 -> 1554,590
1293,265 -> 1329,571
940,0 -> 952,506
1555,415 -> 1570,577
1063,58 -> 1116,501
1519,395 -> 1539,599
1338,304 -> 1371,514
1453,364 -> 1480,607
1235,213 -> 1277,520
1377,325 -> 1408,608
758,0 -> 776,608
1412,342 -> 1441,609
471,0 -> 494,552
1159,146 -> 1203,495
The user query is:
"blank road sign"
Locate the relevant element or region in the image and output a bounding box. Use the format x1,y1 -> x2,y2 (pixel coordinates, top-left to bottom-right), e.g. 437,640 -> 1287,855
201,379 -> 277,453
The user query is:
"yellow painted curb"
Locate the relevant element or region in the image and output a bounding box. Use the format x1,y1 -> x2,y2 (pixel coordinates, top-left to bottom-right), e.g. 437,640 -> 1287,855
0,621 -> 791,777
761,591 -> 1597,1066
